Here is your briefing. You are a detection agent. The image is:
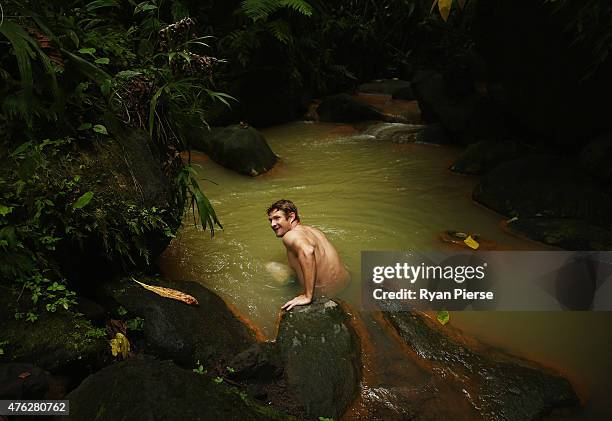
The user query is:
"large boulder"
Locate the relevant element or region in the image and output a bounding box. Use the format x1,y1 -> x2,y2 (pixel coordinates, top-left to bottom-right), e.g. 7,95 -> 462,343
383,311 -> 579,420
317,94 -> 385,123
0,363 -> 49,399
411,71 -> 506,144
580,132 -> 612,184
107,277 -> 256,367
189,125 -> 277,176
506,217 -> 612,251
276,300 -> 361,419
451,140 -> 525,175
358,79 -> 413,97
0,311 -> 106,374
473,155 -> 612,229
66,357 -> 294,421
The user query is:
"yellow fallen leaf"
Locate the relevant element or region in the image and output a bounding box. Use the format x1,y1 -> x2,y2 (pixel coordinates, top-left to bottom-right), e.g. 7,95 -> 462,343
110,332 -> 130,359
464,235 -> 480,249
131,277 -> 199,305
438,0 -> 452,21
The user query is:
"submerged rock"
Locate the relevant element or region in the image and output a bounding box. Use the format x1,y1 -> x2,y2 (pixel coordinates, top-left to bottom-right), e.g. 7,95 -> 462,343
276,299 -> 361,419
317,94 -> 385,123
107,278 -> 256,367
189,125 -> 277,176
451,140 -> 525,175
363,122 -> 424,143
383,311 -> 579,420
66,357 -> 294,421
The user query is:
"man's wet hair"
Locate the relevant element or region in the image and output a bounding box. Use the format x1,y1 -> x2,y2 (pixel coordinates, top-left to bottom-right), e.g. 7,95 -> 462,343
267,199 -> 300,222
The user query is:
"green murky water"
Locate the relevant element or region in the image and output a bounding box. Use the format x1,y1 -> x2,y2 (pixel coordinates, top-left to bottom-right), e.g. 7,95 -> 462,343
158,121 -> 612,419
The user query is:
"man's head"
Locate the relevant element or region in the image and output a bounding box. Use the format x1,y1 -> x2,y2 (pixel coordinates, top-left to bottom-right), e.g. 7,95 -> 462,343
267,199 -> 300,237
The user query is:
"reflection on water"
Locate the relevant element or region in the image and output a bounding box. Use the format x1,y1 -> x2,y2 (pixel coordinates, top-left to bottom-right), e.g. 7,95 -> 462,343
158,121 -> 612,419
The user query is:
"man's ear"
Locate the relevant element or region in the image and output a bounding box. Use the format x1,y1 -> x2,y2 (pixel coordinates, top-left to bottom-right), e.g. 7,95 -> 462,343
288,212 -> 296,223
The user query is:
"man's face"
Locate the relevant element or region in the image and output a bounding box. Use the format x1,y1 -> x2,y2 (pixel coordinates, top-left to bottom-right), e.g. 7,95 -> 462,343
268,209 -> 294,237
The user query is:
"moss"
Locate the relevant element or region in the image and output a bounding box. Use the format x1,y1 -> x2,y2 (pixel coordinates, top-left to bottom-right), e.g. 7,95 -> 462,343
0,310 -> 106,373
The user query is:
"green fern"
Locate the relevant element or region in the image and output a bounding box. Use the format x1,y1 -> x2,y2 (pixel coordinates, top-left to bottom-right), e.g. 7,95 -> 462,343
240,0 -> 313,21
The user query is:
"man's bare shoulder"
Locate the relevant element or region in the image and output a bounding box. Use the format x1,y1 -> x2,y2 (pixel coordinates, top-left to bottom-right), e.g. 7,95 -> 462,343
282,227 -> 312,249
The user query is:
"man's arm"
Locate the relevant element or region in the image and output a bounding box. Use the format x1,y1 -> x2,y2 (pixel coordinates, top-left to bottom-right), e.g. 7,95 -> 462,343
282,234 -> 315,311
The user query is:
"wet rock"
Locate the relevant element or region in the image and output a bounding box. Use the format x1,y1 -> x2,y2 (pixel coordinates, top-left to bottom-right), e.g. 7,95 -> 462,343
0,311 -> 106,374
66,357 -> 293,421
411,71 -> 506,144
189,125 -> 277,176
506,217 -> 612,251
358,79 -> 412,96
391,85 -> 415,100
580,132 -> 612,184
107,278 -> 256,367
415,123 -> 452,145
276,299 -> 360,419
0,363 -> 49,399
317,94 -> 385,123
383,311 -> 579,420
473,155 -> 612,229
363,122 -> 424,143
53,125 -> 182,282
451,140 -> 524,175
228,342 -> 283,382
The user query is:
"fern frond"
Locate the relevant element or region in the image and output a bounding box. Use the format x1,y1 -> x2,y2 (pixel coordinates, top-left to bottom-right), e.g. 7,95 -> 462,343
266,19 -> 292,44
279,0 -> 313,17
241,0 -> 313,21
241,0 -> 279,21
0,21 -> 36,97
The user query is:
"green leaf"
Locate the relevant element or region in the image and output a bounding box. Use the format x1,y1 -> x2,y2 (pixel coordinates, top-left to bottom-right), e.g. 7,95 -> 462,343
437,310 -> 450,325
78,47 -> 96,55
77,122 -> 93,130
61,48 -> 111,85
116,70 -> 142,79
95,57 -> 110,65
93,124 -> 108,135
0,206 -> 13,217
73,191 -> 94,210
86,0 -> 120,11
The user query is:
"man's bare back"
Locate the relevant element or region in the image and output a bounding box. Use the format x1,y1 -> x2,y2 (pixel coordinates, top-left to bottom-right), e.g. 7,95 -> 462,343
267,200 -> 349,310
283,225 -> 349,295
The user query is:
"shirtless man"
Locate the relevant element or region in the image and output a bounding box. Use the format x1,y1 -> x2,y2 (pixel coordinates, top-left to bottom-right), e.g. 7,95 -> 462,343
267,199 -> 350,311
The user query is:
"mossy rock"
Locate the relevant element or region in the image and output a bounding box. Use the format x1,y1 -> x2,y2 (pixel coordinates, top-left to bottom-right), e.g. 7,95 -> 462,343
0,310 -> 106,373
188,125 -> 277,176
473,155 -> 612,229
507,217 -> 612,250
106,277 -> 256,367
66,357 -> 295,421
451,140 -> 524,175
276,299 -> 361,419
384,311 -> 579,421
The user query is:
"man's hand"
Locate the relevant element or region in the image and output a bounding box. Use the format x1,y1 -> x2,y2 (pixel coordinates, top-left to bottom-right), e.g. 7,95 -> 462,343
281,294 -> 312,311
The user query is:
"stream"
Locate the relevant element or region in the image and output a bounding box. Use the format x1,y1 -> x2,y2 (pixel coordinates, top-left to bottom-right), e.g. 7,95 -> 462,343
157,119 -> 612,419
